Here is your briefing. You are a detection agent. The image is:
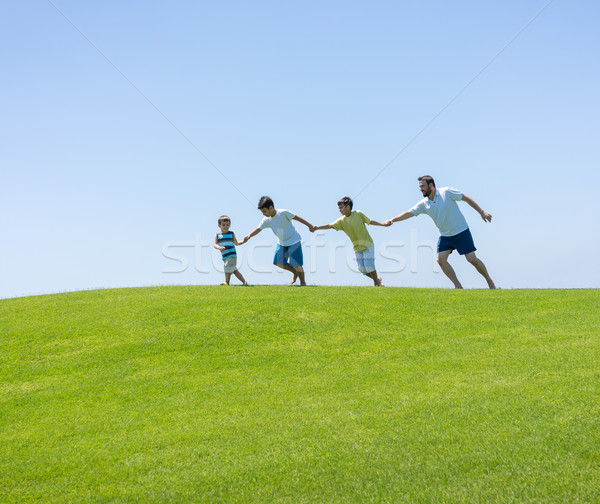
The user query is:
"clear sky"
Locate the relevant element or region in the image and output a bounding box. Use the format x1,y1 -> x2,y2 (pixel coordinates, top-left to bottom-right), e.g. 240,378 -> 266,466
2,1 -> 599,298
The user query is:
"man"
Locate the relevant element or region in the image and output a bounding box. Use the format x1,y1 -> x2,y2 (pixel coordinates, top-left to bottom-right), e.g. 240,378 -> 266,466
385,176 -> 496,289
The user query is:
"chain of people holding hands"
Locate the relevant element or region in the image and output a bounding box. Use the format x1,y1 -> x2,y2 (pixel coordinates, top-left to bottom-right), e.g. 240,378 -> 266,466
214,176 -> 496,290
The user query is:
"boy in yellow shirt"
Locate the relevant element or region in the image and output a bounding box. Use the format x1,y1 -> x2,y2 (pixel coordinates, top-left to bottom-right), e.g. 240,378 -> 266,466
312,196 -> 390,286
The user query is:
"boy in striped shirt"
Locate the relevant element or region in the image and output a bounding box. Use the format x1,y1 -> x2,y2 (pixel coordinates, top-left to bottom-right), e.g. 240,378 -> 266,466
214,215 -> 248,285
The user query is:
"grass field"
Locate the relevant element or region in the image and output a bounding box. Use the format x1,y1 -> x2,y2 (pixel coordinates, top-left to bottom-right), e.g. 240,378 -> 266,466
1,286 -> 599,503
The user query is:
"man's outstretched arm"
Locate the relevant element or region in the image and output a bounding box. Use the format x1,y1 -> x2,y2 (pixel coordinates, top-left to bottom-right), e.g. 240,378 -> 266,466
385,211 -> 415,226
461,194 -> 492,223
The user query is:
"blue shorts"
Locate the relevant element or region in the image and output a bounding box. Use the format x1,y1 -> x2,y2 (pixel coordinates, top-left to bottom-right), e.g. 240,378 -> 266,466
274,242 -> 304,268
438,228 -> 476,255
355,245 -> 376,274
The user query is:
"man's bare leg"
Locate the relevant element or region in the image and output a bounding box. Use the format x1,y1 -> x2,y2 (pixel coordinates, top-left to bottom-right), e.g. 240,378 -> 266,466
465,252 -> 496,289
437,250 -> 463,289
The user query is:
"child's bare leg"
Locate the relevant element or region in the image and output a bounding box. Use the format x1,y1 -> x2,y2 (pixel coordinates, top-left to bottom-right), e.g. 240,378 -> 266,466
233,269 -> 247,285
294,266 -> 306,286
366,271 -> 383,286
290,267 -> 299,284
224,273 -> 232,285
275,263 -> 298,284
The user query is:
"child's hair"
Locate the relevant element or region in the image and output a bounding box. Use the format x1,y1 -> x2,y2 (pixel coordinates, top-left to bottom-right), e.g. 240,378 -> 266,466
337,196 -> 353,210
258,196 -> 274,210
218,215 -> 231,225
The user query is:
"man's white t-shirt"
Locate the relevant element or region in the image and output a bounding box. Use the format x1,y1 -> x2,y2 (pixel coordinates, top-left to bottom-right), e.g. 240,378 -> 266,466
409,187 -> 469,237
258,209 -> 302,246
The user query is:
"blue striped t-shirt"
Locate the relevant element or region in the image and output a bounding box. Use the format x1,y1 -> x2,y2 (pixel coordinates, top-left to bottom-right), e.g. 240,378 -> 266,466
217,231 -> 237,260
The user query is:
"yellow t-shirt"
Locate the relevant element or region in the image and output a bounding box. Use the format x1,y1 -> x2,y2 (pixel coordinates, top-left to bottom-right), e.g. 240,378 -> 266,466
331,210 -> 373,252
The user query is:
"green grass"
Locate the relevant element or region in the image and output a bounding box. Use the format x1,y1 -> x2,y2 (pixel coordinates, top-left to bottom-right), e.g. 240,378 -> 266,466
1,286 -> 599,503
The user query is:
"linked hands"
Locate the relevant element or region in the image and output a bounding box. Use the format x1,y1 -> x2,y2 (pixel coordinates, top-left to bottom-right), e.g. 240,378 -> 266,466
309,221 -> 392,233
310,224 -> 332,233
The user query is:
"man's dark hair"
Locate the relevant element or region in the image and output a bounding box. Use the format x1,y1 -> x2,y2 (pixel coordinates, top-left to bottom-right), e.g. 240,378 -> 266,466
337,196 -> 353,210
418,175 -> 435,187
218,215 -> 231,225
258,196 -> 274,210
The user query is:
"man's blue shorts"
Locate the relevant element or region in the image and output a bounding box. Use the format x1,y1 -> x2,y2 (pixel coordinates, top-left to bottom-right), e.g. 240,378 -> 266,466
273,242 -> 304,268
437,228 -> 476,255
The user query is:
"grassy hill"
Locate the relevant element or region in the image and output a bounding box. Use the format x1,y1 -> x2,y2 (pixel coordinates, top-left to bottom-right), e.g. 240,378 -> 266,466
1,286 -> 599,503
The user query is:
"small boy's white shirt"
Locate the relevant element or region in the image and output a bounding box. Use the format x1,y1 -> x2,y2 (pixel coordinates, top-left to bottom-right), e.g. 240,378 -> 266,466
258,209 -> 302,246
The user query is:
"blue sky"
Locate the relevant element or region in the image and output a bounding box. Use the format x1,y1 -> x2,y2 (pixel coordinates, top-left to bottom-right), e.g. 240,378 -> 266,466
2,1 -> 599,298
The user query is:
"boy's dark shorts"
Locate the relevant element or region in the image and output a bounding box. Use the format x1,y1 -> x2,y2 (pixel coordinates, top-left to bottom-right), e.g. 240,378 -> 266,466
437,228 -> 476,255
274,242 -> 303,268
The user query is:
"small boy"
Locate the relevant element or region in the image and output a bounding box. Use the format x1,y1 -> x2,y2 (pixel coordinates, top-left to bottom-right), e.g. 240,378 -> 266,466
214,215 -> 248,285
242,196 -> 314,286
312,196 -> 389,286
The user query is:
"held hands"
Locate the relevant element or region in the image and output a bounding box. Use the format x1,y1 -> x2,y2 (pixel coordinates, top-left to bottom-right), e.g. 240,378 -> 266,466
309,225 -> 316,233
383,220 -> 394,227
